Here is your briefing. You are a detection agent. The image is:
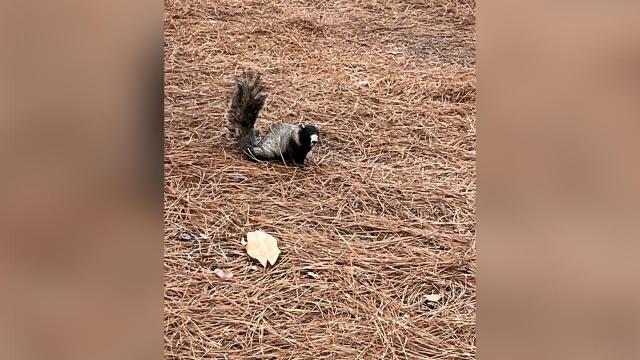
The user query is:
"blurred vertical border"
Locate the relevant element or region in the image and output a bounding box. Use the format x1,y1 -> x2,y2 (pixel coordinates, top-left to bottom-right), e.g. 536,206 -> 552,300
479,1 -> 640,359
2,1 -> 164,360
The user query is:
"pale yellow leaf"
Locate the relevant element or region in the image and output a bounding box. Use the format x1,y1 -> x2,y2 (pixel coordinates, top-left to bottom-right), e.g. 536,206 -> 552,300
245,230 -> 281,268
306,271 -> 319,279
213,268 -> 233,280
423,294 -> 441,302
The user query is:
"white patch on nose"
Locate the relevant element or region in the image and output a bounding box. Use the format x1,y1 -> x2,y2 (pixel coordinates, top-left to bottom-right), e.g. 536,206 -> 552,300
310,134 -> 318,146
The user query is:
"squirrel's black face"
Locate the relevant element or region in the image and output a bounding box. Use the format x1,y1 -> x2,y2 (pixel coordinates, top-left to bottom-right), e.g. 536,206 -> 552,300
298,124 -> 319,149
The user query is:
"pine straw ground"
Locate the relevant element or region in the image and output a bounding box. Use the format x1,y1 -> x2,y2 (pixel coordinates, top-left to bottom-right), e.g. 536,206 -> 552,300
164,0 -> 476,358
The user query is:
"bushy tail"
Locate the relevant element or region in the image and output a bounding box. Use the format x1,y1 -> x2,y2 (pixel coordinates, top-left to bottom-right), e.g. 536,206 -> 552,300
226,70 -> 267,149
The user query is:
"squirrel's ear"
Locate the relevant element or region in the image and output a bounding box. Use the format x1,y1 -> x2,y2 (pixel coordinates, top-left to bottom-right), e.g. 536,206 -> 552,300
299,124 -> 304,130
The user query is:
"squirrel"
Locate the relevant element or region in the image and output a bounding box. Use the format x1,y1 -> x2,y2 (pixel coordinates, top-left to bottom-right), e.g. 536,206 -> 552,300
225,70 -> 319,166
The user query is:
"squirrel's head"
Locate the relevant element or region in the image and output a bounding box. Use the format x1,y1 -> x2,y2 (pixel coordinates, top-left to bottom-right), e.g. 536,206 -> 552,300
298,124 -> 319,149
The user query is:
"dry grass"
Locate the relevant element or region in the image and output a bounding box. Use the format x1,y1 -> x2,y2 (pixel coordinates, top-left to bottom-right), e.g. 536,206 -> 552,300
164,0 -> 476,358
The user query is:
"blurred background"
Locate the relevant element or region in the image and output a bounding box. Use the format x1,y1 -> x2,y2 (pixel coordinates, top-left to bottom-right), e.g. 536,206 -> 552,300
1,1 -> 163,359
479,1 -> 640,359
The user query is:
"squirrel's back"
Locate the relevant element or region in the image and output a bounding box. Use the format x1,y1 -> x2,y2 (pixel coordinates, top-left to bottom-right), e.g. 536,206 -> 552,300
252,123 -> 300,157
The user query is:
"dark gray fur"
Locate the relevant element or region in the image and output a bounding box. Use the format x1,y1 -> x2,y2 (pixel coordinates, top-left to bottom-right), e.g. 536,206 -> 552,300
226,70 -> 319,166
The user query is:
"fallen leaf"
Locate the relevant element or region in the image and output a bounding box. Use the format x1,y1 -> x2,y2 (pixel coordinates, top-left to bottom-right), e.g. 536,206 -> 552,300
245,230 -> 281,268
229,174 -> 248,182
423,294 -> 441,302
213,268 -> 233,280
357,80 -> 369,87
178,232 -> 196,241
305,271 -> 319,279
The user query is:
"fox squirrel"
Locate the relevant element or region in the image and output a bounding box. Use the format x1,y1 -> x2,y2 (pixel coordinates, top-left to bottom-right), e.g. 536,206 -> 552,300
225,70 -> 319,166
